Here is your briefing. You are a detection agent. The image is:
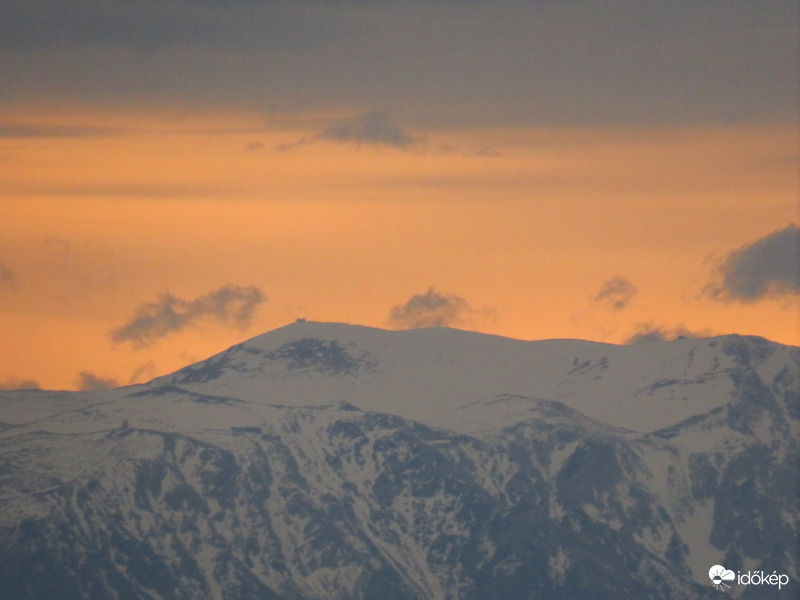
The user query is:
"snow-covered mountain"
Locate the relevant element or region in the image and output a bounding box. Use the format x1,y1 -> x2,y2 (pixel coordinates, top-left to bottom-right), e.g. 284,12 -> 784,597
0,321 -> 797,599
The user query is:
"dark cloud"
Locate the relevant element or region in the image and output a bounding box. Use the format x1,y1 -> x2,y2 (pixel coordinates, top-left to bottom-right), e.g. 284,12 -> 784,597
318,112 -> 418,149
110,284 -> 266,347
0,377 -> 40,390
594,276 -> 637,310
708,224 -> 800,302
75,371 -> 119,391
0,2 -> 342,53
625,323 -> 711,344
279,112 -> 420,151
2,2 -> 794,127
388,287 -> 474,329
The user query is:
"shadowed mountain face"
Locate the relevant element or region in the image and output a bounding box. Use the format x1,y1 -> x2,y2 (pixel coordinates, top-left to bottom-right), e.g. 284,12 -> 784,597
0,322 -> 798,600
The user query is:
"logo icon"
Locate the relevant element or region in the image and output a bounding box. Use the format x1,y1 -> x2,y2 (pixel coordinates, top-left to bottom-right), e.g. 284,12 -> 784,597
709,565 -> 735,591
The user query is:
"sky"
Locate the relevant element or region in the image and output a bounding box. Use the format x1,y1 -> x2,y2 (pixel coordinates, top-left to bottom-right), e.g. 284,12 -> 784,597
1,0 -> 798,391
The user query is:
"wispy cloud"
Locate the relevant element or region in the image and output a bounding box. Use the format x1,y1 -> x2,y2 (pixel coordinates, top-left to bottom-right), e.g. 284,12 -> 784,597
75,371 -> 119,391
5,182 -> 243,200
594,276 -> 637,310
388,287 -> 479,329
128,361 -> 157,385
0,124 -> 124,138
110,285 -> 266,347
625,323 -> 712,344
0,377 -> 40,390
707,224 -> 800,302
244,141 -> 265,151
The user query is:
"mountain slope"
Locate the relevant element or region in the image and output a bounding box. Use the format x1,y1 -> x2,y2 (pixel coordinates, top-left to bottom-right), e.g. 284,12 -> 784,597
0,322 -> 797,599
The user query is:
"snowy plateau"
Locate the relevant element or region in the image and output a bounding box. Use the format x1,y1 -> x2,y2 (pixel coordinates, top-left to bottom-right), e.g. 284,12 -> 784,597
0,321 -> 798,600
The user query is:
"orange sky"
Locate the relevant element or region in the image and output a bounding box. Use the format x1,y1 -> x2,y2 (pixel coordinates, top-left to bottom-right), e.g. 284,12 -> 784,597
1,107 -> 797,390
0,0 -> 797,390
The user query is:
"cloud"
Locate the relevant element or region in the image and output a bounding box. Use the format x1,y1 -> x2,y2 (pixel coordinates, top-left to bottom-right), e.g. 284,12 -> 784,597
625,323 -> 712,344
110,284 -> 266,347
594,276 -> 637,310
8,182 -> 245,200
318,112 -> 418,149
280,112 -> 421,151
1,2 -> 794,128
0,377 -> 40,390
128,361 -> 157,385
75,371 -> 119,391
0,123 -> 123,138
708,224 -> 800,302
388,287 -> 476,329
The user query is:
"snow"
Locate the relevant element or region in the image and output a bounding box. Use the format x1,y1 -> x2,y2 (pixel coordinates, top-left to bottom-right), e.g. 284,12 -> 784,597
121,321 -> 786,436
1,321 -> 794,445
0,321 -> 795,600
548,547 -> 570,586
678,500 -> 725,584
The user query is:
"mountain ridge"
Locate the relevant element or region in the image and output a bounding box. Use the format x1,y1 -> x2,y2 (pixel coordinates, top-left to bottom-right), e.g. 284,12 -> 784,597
0,322 -> 797,599
147,321 -> 797,434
